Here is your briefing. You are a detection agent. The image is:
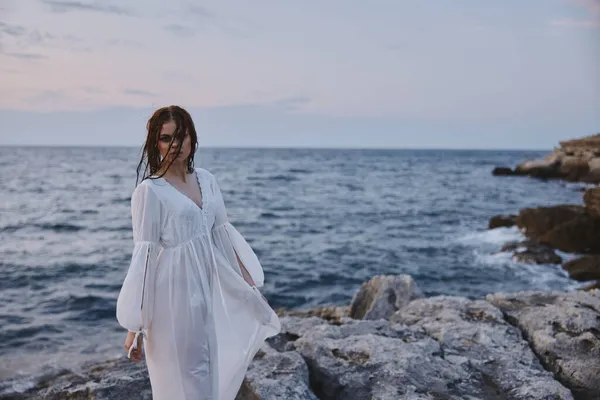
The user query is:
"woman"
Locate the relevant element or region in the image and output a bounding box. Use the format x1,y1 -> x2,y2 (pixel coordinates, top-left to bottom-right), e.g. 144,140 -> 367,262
116,105 -> 281,400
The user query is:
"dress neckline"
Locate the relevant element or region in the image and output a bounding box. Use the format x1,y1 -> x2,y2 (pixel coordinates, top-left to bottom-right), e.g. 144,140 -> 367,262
160,170 -> 204,211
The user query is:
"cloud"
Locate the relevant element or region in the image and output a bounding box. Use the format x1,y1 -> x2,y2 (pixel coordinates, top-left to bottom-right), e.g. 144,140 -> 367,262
40,0 -> 131,16
0,21 -> 24,50
0,21 -> 26,37
2,52 -> 47,60
185,4 -> 214,19
0,23 -> 89,55
124,89 -> 156,97
24,90 -> 67,106
164,24 -> 195,37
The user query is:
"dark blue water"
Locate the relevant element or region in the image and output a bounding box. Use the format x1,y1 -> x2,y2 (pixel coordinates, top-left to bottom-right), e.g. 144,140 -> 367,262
0,146 -> 587,393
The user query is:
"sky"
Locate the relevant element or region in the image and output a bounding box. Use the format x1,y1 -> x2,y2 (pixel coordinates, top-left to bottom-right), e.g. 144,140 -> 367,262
0,0 -> 598,149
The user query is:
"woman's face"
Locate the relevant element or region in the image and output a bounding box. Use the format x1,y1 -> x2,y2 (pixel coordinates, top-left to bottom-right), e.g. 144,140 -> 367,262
157,120 -> 191,163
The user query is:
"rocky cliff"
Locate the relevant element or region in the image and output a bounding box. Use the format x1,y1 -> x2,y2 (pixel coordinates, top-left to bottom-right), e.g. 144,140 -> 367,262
4,275 -> 599,400
489,133 -> 600,290
493,133 -> 600,183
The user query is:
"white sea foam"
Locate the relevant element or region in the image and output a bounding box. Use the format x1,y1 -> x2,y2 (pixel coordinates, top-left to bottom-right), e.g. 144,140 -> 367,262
457,226 -> 524,247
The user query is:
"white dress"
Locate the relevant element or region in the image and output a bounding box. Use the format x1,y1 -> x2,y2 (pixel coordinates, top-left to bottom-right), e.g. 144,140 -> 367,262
115,167 -> 281,400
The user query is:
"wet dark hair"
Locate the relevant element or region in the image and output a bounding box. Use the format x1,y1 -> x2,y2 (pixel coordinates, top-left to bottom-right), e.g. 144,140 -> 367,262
135,105 -> 198,186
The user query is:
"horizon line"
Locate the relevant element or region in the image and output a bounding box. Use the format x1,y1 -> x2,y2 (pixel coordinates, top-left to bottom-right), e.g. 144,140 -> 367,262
0,144 -> 551,152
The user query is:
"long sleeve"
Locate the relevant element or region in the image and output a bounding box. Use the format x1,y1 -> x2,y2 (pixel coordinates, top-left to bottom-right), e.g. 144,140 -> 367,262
209,173 -> 265,288
116,182 -> 162,343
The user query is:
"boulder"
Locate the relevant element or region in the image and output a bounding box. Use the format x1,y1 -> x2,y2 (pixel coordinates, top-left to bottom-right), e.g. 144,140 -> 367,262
499,240 -> 563,264
515,158 -> 562,179
488,214 -> 517,229
9,273 -> 598,400
1,358 -> 152,400
539,215 -> 600,253
487,290 -> 600,399
349,274 -> 423,320
544,150 -> 565,162
560,156 -> 590,182
513,245 -> 562,265
293,320 -> 475,400
584,187 -> 600,217
583,158 -> 600,184
493,135 -> 600,183
562,255 -> 600,282
492,167 -> 517,176
267,316 -> 335,353
391,296 -> 574,399
516,205 -> 585,238
236,344 -> 318,400
500,240 -> 534,252
285,298 -> 574,399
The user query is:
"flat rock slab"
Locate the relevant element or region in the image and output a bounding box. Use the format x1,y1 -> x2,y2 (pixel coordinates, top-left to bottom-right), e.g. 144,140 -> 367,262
392,296 -> 573,399
287,309 -> 573,400
1,358 -> 152,400
487,290 -> 600,399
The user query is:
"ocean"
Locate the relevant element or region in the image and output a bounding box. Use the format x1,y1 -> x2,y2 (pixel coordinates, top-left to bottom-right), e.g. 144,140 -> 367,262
0,146 -> 586,394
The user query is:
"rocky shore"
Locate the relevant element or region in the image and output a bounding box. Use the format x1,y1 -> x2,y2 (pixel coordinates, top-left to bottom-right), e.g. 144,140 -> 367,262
493,133 -> 600,183
488,192 -> 600,290
489,134 -> 600,290
4,137 -> 600,400
3,274 -> 599,400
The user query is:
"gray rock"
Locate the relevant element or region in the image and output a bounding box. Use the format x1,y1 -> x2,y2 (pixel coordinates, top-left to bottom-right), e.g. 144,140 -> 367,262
236,344 -> 318,400
1,358 -> 152,400
499,240 -> 563,264
392,296 -> 573,399
291,313 -> 573,400
512,244 -> 563,265
266,316 -> 332,352
349,274 -> 423,320
7,276 -> 596,400
292,319 -> 476,400
487,290 -> 600,399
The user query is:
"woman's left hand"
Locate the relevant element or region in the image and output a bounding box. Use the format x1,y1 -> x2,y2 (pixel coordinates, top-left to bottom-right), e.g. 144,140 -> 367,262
124,331 -> 143,362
